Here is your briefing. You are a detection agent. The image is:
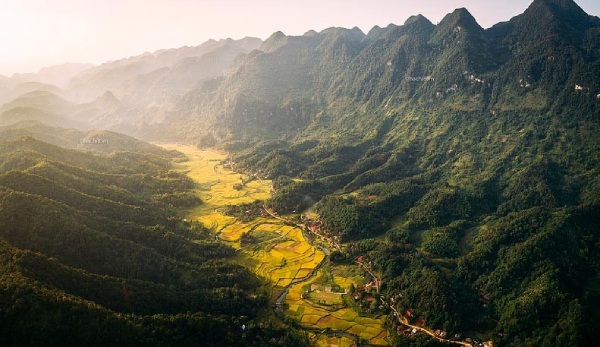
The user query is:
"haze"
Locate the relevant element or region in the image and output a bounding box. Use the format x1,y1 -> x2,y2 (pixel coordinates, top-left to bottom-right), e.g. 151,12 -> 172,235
1,0 -> 599,76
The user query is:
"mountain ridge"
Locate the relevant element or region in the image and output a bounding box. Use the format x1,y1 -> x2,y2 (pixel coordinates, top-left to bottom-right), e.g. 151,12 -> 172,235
3,1 -> 599,140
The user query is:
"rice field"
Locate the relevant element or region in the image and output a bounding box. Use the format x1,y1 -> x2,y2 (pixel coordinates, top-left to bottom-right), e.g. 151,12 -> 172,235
159,144 -> 388,346
285,267 -> 389,346
159,145 -> 272,209
313,335 -> 356,347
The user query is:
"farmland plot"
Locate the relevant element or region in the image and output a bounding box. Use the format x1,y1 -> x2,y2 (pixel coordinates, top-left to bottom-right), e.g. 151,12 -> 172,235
159,144 -> 388,346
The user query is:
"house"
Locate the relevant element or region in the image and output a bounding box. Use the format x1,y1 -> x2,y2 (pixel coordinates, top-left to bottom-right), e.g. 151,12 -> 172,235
575,84 -> 583,91
479,294 -> 491,306
519,79 -> 531,88
446,84 -> 458,93
405,310 -> 413,317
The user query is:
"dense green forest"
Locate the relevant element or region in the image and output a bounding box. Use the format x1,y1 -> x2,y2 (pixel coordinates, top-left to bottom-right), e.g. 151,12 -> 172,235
0,125 -> 306,346
244,103 -> 600,346
218,1 -> 600,346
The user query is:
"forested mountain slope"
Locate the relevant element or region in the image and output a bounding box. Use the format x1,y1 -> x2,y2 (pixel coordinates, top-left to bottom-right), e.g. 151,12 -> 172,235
0,126 -> 305,346
170,1 -> 598,345
167,0 -> 599,144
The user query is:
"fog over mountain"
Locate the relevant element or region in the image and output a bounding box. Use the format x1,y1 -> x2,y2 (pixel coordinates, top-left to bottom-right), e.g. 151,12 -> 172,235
6,0 -> 599,76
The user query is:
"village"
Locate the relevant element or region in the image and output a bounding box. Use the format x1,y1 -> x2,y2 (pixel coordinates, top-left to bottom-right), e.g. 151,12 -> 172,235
269,206 -> 494,347
218,158 -> 495,346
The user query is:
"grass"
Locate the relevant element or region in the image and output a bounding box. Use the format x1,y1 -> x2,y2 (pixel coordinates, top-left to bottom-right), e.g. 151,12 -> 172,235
317,315 -> 355,330
301,314 -> 323,325
285,267 -> 388,344
333,309 -> 358,321
314,335 -> 356,347
248,230 -> 282,245
159,144 -> 272,220
309,291 -> 345,306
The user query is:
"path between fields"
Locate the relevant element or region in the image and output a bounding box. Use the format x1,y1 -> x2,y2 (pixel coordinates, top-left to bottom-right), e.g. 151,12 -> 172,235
173,148 -> 482,346
262,207 -> 373,344
262,203 -> 478,346
262,206 -> 330,308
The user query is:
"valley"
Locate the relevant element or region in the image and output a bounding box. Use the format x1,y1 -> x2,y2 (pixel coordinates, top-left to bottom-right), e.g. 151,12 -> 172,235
160,144 -> 389,346
2,1 -> 600,345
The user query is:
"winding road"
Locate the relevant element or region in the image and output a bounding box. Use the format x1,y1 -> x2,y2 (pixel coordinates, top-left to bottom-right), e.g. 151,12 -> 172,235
263,209 -> 489,347
166,145 -> 489,347
390,306 -> 474,347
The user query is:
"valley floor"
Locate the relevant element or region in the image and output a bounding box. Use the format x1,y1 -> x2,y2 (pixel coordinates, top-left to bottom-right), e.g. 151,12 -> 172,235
159,144 -> 389,347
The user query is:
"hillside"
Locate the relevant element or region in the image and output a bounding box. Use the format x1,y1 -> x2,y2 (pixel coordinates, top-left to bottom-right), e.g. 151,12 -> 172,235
0,37 -> 263,134
169,1 -> 599,345
66,37 -> 261,103
159,0 -> 598,143
0,126 -> 306,347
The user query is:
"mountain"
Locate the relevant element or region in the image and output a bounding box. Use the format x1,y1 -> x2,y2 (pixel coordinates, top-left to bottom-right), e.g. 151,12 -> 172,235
0,91 -> 92,129
0,37 -> 262,134
0,81 -> 65,106
136,1 -> 597,345
0,121 -> 175,155
144,0 -> 596,144
65,37 -> 262,103
158,27 -> 370,141
133,3 -> 567,142
2,0 -> 600,345
0,64 -> 91,105
0,125 -> 306,347
10,63 -> 94,88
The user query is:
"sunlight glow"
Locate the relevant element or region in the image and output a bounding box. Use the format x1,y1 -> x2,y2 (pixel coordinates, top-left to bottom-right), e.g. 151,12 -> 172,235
1,0 -> 599,75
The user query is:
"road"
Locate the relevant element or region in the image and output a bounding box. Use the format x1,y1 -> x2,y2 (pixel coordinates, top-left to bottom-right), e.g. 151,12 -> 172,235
389,305 -> 481,347
354,260 -> 381,293
252,174 -> 487,346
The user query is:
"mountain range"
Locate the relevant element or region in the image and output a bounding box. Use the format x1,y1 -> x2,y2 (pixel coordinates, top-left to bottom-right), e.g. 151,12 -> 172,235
1,1 -> 599,143
1,0 -> 600,346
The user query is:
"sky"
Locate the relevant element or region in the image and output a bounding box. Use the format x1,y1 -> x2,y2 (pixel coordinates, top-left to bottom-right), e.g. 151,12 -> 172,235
1,0 -> 599,76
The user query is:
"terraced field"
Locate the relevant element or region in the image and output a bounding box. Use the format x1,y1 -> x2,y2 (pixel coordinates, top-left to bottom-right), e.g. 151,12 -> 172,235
159,144 -> 389,346
285,269 -> 389,346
